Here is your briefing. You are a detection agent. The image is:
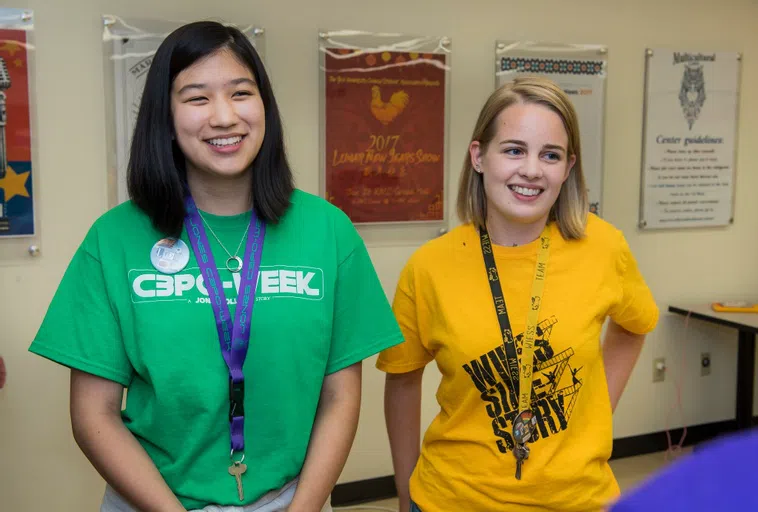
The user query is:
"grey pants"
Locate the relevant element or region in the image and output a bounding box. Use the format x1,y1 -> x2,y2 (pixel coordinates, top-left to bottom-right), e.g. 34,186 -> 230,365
101,478 -> 333,512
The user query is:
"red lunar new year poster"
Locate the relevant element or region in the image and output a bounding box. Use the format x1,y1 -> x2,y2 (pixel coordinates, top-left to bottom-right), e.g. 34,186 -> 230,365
323,48 -> 446,223
0,28 -> 34,236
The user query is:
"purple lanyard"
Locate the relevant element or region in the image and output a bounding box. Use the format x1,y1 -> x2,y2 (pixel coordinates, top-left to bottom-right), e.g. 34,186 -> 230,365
183,196 -> 265,457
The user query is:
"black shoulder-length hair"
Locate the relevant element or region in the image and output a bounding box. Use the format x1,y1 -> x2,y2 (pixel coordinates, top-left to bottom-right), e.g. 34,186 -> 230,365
127,21 -> 294,237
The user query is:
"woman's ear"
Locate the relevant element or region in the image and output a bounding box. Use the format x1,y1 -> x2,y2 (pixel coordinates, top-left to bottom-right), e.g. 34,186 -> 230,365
469,141 -> 483,173
564,154 -> 577,182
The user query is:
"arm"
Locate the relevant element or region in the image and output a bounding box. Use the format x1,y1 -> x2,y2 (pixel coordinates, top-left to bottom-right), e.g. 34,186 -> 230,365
288,362 -> 363,512
384,368 -> 424,512
603,320 -> 646,412
70,369 -> 186,512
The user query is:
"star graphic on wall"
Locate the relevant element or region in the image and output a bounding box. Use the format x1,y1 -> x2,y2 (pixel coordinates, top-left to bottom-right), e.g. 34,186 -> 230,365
13,58 -> 22,68
0,166 -> 30,201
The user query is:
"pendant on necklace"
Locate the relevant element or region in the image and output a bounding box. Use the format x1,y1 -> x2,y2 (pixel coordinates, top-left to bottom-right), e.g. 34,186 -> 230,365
226,256 -> 243,273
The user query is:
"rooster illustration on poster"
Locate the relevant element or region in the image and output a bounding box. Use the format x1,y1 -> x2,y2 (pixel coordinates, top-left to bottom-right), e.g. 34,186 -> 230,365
370,85 -> 410,125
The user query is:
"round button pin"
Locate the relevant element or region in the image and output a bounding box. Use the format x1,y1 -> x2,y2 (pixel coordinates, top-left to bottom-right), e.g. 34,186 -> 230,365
513,409 -> 537,445
150,238 -> 190,274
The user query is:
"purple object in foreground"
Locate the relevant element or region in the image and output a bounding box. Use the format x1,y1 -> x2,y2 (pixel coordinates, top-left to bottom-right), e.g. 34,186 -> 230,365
610,428 -> 758,511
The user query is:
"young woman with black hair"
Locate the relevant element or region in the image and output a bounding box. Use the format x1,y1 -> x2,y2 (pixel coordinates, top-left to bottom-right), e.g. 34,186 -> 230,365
30,21 -> 403,512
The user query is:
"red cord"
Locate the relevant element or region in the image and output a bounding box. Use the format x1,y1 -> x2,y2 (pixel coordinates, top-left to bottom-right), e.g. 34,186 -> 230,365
664,311 -> 689,462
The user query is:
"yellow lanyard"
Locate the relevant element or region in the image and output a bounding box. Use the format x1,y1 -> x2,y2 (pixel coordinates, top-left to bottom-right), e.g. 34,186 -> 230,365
479,226 -> 550,421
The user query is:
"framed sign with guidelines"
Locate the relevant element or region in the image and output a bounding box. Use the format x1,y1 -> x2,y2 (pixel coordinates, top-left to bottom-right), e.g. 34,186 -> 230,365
639,48 -> 741,230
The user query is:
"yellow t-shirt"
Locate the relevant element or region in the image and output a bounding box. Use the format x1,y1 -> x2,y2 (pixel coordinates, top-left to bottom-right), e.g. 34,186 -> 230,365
376,214 -> 659,512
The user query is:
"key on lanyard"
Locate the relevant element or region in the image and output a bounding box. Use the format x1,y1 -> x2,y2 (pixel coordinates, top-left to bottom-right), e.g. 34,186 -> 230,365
514,443 -> 530,480
229,460 -> 247,501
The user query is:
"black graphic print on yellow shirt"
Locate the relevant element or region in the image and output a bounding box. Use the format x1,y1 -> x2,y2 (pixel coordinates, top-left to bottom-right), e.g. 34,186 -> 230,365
463,316 -> 582,454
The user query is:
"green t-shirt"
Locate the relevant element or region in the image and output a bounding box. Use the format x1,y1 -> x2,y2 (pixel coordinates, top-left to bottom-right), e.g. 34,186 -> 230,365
29,189 -> 404,509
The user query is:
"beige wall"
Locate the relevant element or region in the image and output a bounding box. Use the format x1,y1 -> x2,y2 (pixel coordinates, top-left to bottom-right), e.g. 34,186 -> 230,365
1,0 -> 757,509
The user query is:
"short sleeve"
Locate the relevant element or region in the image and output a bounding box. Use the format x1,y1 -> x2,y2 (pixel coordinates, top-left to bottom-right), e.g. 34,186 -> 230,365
28,229 -> 133,386
326,238 -> 404,375
608,233 -> 659,335
375,258 -> 434,374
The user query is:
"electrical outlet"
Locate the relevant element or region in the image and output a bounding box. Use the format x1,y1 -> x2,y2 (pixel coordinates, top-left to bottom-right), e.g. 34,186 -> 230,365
653,357 -> 666,382
701,352 -> 711,376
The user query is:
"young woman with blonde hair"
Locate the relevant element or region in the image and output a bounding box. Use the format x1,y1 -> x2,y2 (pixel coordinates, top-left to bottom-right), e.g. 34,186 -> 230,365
378,76 -> 659,512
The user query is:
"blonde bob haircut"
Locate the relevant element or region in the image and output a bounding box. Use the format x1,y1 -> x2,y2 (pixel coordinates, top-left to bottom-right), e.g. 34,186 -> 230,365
456,76 -> 588,240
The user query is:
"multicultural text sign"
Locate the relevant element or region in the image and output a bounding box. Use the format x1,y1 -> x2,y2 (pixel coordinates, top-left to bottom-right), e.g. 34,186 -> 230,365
110,29 -> 167,205
640,49 -> 740,229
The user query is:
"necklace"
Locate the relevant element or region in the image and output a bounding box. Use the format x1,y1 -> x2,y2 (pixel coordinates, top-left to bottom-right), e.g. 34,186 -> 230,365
196,210 -> 249,273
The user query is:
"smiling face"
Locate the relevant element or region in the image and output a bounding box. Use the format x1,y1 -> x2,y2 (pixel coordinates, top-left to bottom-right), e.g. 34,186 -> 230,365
170,48 -> 265,182
470,101 -> 576,233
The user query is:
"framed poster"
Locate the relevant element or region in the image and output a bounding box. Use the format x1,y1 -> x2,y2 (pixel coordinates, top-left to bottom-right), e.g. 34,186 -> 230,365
0,8 -> 35,239
639,48 -> 741,229
102,15 -> 265,206
495,41 -> 608,217
319,30 -> 451,233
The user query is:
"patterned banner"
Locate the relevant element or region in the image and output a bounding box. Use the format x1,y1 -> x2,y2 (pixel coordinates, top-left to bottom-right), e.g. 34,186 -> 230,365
323,48 -> 446,223
499,57 -> 605,76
